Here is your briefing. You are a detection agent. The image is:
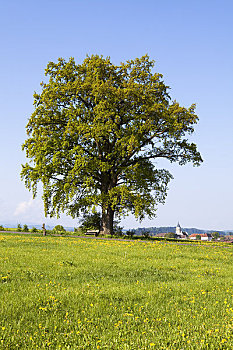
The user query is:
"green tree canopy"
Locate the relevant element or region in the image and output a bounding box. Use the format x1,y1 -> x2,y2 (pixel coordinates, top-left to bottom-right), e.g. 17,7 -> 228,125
23,224 -> 29,232
164,232 -> 176,239
79,212 -> 101,233
53,225 -> 66,232
21,55 -> 202,234
211,231 -> 220,240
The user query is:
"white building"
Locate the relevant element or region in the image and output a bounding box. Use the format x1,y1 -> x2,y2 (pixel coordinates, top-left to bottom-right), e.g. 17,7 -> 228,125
189,233 -> 213,241
175,222 -> 188,239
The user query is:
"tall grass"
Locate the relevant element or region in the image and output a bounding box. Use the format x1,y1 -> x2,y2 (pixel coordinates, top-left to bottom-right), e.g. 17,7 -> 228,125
0,233 -> 232,349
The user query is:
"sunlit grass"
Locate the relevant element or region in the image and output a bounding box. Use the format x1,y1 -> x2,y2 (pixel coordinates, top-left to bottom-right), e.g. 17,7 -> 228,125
0,234 -> 232,349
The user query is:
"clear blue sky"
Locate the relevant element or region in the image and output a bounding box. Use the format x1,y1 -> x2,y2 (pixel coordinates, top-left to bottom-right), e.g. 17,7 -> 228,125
0,0 -> 233,230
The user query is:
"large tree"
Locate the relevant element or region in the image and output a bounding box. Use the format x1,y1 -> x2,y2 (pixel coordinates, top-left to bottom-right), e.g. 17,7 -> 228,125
21,55 -> 202,234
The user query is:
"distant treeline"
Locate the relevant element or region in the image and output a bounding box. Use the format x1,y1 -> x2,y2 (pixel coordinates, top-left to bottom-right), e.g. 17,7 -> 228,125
134,227 -> 227,236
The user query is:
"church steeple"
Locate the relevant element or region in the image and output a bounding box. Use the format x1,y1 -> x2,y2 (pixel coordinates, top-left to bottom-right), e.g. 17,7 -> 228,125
176,222 -> 182,235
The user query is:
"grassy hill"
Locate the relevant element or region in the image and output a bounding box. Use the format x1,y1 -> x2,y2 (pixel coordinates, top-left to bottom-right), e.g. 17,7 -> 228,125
0,233 -> 232,349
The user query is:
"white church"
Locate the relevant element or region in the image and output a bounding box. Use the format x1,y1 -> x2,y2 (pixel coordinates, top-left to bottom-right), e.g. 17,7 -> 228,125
175,222 -> 188,239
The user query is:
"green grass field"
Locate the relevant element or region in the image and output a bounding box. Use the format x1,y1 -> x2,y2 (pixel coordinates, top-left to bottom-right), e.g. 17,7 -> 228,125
0,234 -> 232,349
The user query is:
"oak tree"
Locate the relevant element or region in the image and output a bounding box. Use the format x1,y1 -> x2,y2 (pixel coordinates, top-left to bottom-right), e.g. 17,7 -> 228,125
21,55 -> 202,234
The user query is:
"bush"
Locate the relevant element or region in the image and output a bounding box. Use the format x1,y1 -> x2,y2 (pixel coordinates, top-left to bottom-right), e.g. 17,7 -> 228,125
142,230 -> 151,239
53,225 -> 66,232
0,225 -> 4,231
31,227 -> 38,233
74,227 -> 82,235
17,224 -> 22,232
125,229 -> 136,239
23,224 -> 29,232
113,225 -> 124,237
165,232 -> 176,239
196,235 -> 201,240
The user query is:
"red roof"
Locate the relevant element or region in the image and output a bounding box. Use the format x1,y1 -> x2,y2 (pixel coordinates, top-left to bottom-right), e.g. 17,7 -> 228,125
189,233 -> 211,237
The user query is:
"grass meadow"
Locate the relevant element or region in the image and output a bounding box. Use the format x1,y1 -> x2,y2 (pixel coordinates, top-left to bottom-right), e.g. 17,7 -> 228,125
0,234 -> 232,349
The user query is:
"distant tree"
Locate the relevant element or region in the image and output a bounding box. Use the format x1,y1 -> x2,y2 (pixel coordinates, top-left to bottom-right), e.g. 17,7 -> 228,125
165,232 -> 176,239
0,225 -> 4,231
211,232 -> 220,240
21,55 -> 202,235
31,227 -> 38,233
113,224 -> 124,236
195,235 -> 201,240
17,224 -> 22,232
142,230 -> 151,239
23,224 -> 29,232
53,225 -> 66,232
125,229 -> 136,239
79,212 -> 101,233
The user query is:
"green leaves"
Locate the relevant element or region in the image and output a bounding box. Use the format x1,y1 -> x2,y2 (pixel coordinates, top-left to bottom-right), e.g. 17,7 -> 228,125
21,54 -> 202,232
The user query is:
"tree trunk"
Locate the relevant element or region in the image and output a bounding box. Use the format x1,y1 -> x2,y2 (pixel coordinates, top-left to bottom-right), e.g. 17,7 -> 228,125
100,172 -> 117,235
101,206 -> 114,235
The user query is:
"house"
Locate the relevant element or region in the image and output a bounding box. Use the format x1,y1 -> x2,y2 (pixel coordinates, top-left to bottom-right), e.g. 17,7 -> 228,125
189,233 -> 213,241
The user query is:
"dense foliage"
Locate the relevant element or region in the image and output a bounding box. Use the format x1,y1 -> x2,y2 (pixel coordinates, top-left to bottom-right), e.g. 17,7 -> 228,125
164,232 -> 176,239
79,212 -> 101,233
53,225 -> 66,232
23,224 -> 29,232
21,55 -> 202,234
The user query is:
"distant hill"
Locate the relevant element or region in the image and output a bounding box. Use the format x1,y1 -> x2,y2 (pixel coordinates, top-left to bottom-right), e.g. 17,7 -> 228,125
134,227 -> 227,236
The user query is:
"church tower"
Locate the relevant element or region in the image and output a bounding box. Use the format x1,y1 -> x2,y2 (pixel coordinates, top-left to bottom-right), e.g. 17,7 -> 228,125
176,222 -> 182,236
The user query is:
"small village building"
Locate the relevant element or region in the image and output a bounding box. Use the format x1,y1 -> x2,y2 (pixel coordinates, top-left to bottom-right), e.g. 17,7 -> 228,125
189,233 -> 213,241
175,222 -> 188,239
154,223 -> 188,239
